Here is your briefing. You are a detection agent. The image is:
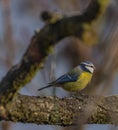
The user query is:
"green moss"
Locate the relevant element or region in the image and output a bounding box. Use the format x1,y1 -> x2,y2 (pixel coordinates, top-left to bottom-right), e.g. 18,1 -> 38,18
90,107 -> 110,124
81,0 -> 110,45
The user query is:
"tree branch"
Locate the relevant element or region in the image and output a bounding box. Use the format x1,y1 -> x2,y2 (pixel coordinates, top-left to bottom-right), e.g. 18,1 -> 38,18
0,94 -> 117,126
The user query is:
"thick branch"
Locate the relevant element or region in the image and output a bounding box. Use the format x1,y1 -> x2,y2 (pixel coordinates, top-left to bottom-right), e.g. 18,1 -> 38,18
0,94 -> 117,126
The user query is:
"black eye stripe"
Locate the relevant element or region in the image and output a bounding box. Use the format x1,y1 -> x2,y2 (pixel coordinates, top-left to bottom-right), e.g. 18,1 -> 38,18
86,65 -> 93,68
81,63 -> 94,68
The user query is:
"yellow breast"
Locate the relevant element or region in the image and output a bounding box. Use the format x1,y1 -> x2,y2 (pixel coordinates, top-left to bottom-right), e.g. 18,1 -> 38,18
62,72 -> 92,91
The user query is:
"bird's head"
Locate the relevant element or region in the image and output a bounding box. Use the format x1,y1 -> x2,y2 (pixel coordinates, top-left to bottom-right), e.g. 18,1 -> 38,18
80,61 -> 95,74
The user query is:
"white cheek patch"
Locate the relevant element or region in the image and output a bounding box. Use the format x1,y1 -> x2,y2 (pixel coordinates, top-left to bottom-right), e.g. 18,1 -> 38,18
86,66 -> 94,73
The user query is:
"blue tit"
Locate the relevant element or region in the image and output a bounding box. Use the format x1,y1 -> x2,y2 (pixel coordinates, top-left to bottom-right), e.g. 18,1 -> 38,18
38,61 -> 95,92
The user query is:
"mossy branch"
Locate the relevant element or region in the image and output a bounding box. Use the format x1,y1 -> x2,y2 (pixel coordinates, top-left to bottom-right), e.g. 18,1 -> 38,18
0,94 -> 118,126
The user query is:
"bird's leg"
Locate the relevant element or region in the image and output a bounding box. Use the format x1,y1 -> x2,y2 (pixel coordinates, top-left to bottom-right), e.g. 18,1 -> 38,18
71,91 -> 85,100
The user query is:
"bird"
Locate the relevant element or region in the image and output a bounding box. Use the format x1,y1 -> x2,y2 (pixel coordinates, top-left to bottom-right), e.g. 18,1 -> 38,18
38,61 -> 95,92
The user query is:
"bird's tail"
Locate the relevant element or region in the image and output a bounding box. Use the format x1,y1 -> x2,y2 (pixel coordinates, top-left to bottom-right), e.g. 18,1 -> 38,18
38,84 -> 52,91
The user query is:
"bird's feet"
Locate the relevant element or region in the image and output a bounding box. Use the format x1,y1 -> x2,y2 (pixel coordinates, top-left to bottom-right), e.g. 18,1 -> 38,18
71,91 -> 85,100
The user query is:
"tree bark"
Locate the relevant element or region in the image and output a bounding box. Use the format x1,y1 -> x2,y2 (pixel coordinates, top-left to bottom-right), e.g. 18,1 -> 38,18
0,94 -> 117,126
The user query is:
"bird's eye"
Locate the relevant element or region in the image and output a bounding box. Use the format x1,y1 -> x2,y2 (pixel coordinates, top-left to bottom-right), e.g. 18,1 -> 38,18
87,65 -> 93,68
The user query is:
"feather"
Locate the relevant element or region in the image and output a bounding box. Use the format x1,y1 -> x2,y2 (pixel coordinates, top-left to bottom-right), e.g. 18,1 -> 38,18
38,84 -> 52,91
50,73 -> 79,84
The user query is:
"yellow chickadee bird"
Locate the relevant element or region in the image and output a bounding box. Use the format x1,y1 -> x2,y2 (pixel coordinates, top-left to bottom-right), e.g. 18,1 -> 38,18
38,61 -> 95,92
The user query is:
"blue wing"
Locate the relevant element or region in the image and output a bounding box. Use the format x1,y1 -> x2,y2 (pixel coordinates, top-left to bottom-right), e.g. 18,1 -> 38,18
51,73 -> 79,84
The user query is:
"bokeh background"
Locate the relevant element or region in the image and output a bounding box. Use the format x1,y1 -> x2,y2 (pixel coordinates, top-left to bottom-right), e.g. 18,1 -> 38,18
0,0 -> 118,130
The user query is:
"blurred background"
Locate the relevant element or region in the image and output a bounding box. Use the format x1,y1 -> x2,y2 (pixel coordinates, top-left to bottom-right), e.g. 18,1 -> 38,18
0,0 -> 118,130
